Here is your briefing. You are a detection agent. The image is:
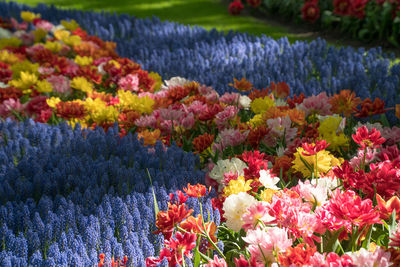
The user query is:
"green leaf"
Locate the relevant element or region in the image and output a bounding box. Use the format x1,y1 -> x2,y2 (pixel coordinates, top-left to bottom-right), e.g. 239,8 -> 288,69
193,239 -> 201,267
10,109 -> 24,122
20,94 -> 30,104
358,29 -> 371,42
380,114 -> 390,128
388,35 -> 400,47
361,225 -> 374,249
389,209 -> 397,238
311,194 -> 318,212
146,168 -> 159,217
376,233 -> 387,247
353,225 -> 369,251
323,227 -> 344,253
299,155 -> 314,177
225,250 -> 244,266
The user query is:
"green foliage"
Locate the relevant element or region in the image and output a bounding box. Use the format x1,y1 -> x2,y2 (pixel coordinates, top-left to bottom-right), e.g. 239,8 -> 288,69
217,225 -> 248,265
263,0 -> 400,48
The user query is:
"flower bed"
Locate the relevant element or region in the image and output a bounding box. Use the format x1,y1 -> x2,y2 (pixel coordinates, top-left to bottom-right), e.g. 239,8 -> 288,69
228,0 -> 400,47
2,1 -> 400,122
1,2 -> 400,267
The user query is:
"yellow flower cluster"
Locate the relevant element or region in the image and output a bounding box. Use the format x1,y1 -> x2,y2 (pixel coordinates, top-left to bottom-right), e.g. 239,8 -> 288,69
117,90 -> 154,114
260,188 -> 278,202
11,61 -> 39,79
20,11 -> 40,22
0,50 -> 19,65
74,56 -> 93,66
46,97 -> 62,108
223,176 -> 252,197
247,114 -> 264,128
292,147 -> 342,178
54,29 -> 71,41
148,72 -> 162,91
318,115 -> 349,152
35,80 -> 53,93
70,77 -> 93,93
54,29 -> 81,47
83,98 -> 119,125
44,41 -> 63,53
10,71 -> 38,94
61,19 -> 80,31
250,96 -> 275,114
64,35 -> 82,47
0,37 -> 22,50
33,28 -> 47,43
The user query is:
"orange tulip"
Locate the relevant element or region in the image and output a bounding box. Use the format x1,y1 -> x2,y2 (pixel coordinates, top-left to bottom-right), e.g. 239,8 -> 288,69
183,183 -> 207,197
329,89 -> 361,117
137,129 -> 161,146
229,77 -> 253,92
376,194 -> 400,220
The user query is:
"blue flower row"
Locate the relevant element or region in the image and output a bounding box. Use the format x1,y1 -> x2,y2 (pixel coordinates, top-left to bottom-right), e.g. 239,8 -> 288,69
0,188 -> 219,266
0,119 -> 219,266
0,119 -> 203,204
0,184 -> 219,266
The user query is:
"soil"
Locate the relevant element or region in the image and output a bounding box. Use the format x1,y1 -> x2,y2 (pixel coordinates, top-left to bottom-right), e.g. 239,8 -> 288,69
222,0 -> 400,57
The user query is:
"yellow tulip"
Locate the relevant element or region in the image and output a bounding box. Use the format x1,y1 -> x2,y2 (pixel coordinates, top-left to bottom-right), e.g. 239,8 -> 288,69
20,11 -> 40,22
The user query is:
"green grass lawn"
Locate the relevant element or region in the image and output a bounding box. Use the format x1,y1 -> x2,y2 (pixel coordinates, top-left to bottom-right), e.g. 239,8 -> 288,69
7,0 -> 311,43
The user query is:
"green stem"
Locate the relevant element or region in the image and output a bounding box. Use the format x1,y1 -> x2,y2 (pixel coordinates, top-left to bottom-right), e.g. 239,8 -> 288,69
181,250 -> 187,267
198,198 -> 226,260
320,235 -> 323,253
351,224 -> 358,252
361,148 -> 367,171
259,244 -> 269,264
337,239 -> 345,254
198,250 -> 212,262
314,152 -> 318,180
10,109 -> 24,121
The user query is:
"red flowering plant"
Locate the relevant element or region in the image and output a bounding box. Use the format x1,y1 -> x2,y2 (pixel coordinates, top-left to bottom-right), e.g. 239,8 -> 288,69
298,139 -> 330,179
147,183 -> 225,267
352,125 -> 386,170
98,253 -> 128,267
228,0 -> 244,15
246,0 -> 262,8
302,139 -> 330,156
333,0 -> 353,16
325,0 -> 400,45
227,0 -> 263,16
301,0 -> 321,23
226,0 -> 400,47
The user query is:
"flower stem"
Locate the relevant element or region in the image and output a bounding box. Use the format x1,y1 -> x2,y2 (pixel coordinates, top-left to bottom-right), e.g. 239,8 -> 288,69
361,148 -> 367,171
314,152 -> 318,181
181,250 -> 187,267
198,198 -> 226,260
